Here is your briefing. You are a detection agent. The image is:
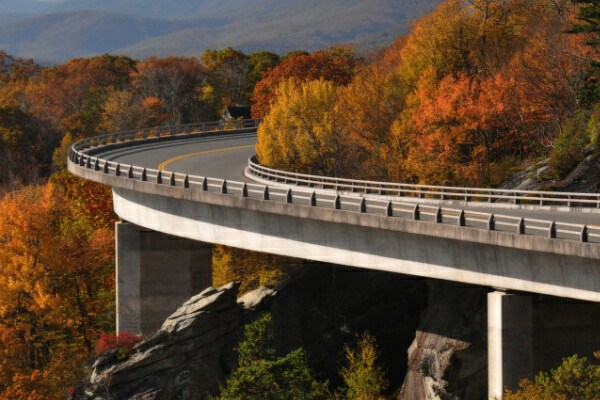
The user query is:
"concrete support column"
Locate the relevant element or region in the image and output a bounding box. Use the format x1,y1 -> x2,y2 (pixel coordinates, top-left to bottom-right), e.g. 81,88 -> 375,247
116,221 -> 213,335
488,291 -> 533,399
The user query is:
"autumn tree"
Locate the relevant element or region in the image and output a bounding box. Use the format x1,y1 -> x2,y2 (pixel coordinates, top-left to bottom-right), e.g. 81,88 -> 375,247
213,245 -> 302,295
251,48 -> 359,118
131,56 -> 205,125
336,63 -> 408,181
25,54 -> 135,137
0,178 -> 115,399
256,78 -> 348,176
0,105 -> 49,186
0,51 -> 40,84
100,90 -> 166,132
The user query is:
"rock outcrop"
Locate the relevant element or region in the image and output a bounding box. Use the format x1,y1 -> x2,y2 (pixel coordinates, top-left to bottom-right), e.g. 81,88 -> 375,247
71,282 -> 242,400
71,265 -> 430,400
399,281 -> 488,400
501,151 -> 600,194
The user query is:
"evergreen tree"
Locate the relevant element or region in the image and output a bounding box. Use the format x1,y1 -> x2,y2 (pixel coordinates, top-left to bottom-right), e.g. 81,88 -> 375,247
215,314 -> 330,400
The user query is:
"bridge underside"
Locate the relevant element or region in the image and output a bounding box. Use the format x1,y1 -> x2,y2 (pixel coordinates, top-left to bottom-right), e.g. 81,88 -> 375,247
112,187 -> 600,303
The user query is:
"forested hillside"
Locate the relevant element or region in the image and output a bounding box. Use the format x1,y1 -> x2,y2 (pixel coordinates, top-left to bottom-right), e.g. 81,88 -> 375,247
0,0 -> 441,61
256,0 -> 599,187
0,46 -> 356,398
1,0 -> 599,398
0,12 -> 202,61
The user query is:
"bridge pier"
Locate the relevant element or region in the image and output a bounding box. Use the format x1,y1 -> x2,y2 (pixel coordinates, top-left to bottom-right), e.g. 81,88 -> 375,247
488,290 -> 534,399
116,221 -> 213,335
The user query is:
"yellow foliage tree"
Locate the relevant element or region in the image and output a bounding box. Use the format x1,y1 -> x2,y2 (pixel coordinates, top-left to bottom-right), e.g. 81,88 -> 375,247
256,78 -> 347,176
213,245 -> 302,295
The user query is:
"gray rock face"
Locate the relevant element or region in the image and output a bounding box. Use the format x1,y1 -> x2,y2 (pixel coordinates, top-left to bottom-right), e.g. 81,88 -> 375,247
399,281 -> 487,400
71,282 -> 243,400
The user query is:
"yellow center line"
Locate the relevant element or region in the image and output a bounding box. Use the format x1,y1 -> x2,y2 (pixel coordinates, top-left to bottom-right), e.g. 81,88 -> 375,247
158,144 -> 255,171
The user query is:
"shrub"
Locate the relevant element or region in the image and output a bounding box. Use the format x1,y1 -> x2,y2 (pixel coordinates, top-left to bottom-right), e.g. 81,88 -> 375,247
504,353 -> 600,400
96,331 -> 144,360
549,110 -> 596,179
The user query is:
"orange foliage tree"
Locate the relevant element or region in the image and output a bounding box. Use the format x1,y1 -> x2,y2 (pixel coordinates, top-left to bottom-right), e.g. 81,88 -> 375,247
25,55 -> 135,138
0,177 -> 115,399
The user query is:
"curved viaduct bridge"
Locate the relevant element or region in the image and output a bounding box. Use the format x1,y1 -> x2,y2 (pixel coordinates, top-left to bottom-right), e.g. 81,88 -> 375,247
69,121 -> 600,399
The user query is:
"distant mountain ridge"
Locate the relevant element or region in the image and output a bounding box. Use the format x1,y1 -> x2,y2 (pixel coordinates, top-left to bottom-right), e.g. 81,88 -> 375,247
0,0 -> 441,62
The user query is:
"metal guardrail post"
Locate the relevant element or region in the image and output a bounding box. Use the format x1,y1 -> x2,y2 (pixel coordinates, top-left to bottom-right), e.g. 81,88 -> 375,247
413,205 -> 420,220
335,195 -> 341,209
435,207 -> 442,223
263,186 -> 270,200
488,214 -> 495,230
156,170 -> 162,184
360,198 -> 367,213
581,226 -> 589,242
221,180 -> 228,194
201,177 -> 208,191
286,189 -> 293,203
128,166 -> 133,179
310,192 -> 317,206
386,201 -> 393,217
141,169 -> 147,181
518,218 -> 525,234
170,173 -> 176,186
458,210 -> 466,226
116,164 -> 121,176
184,175 -> 189,188
549,221 -> 556,238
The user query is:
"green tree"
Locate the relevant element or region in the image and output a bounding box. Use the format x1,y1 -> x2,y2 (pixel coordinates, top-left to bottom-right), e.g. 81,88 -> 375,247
338,333 -> 389,400
504,353 -> 600,400
567,0 -> 600,104
216,314 -> 330,400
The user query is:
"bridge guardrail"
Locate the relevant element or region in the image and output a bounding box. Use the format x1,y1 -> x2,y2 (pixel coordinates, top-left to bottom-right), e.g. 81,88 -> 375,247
68,119 -> 600,244
247,156 -> 600,208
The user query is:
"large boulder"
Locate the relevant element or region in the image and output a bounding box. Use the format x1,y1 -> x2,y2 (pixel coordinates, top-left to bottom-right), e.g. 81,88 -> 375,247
71,282 -> 243,400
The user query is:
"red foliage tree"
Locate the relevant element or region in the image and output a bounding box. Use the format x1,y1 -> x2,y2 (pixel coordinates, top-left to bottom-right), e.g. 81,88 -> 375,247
251,49 -> 359,118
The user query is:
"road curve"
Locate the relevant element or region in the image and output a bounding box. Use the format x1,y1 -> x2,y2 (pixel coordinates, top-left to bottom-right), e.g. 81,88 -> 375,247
98,131 -> 257,181
91,131 -> 599,227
